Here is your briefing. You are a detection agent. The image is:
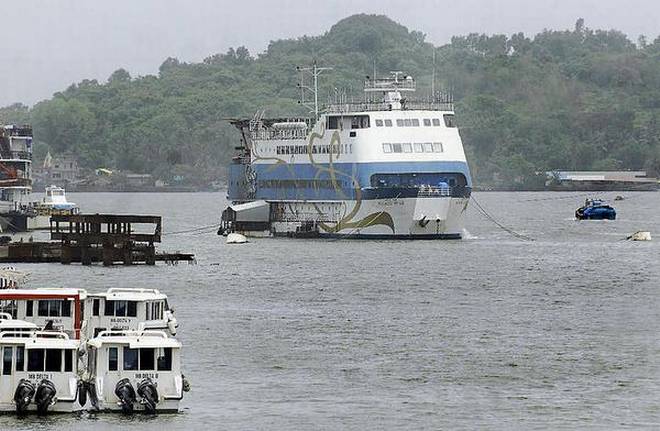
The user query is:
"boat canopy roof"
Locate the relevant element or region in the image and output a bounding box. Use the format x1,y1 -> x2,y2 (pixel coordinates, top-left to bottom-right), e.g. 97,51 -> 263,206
0,315 -> 38,330
0,331 -> 79,349
89,288 -> 168,301
0,288 -> 87,299
224,200 -> 270,223
87,330 -> 181,349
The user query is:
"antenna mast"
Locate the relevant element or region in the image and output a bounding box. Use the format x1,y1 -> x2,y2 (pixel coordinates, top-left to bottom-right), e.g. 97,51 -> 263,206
431,49 -> 436,99
297,61 -> 332,119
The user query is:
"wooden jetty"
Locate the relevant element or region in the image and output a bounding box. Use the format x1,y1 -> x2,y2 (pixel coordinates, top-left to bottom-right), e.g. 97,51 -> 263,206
0,214 -> 194,266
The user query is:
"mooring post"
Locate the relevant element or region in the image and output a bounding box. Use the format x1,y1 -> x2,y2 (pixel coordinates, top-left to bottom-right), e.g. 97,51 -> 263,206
146,242 -> 156,265
81,243 -> 92,266
123,241 -> 133,265
61,241 -> 71,265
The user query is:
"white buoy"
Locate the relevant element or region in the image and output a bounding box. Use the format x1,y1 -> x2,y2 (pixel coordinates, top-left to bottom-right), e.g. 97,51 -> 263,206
226,233 -> 248,244
627,231 -> 652,241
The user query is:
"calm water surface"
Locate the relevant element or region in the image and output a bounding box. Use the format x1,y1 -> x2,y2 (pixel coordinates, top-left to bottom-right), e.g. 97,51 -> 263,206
2,191 -> 660,430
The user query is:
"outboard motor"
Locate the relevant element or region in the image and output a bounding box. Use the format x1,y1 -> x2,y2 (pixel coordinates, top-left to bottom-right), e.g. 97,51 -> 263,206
35,379 -> 57,414
137,377 -> 159,413
114,378 -> 137,414
13,378 -> 36,413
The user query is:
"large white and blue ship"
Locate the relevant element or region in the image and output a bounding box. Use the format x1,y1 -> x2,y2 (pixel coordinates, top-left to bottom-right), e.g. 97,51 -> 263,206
223,69 -> 472,239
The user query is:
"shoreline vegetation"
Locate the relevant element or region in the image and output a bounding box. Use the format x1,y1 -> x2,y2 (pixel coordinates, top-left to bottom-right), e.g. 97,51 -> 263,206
1,14 -> 659,190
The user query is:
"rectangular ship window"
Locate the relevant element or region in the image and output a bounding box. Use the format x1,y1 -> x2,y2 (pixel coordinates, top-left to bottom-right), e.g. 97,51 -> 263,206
108,347 -> 118,371
443,114 -> 456,127
433,142 -> 444,152
351,115 -> 370,129
414,143 -> 423,153
424,143 -> 434,152
396,119 -> 404,127
403,119 -> 412,127
402,143 -> 412,153
392,143 -> 403,153
382,143 -> 392,153
326,116 -> 340,130
375,119 -> 383,127
423,119 -> 431,126
2,347 -> 12,375
411,119 -> 420,127
157,348 -> 173,371
384,119 -> 392,127
432,118 -> 441,126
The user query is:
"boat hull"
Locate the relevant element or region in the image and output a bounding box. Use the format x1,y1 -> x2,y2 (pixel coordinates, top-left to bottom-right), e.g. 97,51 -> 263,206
0,399 -> 80,414
231,196 -> 469,239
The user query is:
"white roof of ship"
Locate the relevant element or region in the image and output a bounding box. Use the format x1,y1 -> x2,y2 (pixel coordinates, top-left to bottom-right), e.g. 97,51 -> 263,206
0,288 -> 87,299
227,200 -> 270,222
0,331 -> 79,349
87,330 -> 181,349
0,316 -> 38,330
89,288 -> 168,301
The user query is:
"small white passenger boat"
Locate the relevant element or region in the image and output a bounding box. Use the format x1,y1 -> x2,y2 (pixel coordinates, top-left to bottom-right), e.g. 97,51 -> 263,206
84,330 -> 189,413
87,288 -> 178,337
27,185 -> 80,230
0,289 -> 86,339
0,288 -> 178,340
0,331 -> 81,413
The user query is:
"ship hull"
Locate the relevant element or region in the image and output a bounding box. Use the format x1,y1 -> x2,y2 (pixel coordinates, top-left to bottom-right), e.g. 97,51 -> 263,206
230,196 -> 469,239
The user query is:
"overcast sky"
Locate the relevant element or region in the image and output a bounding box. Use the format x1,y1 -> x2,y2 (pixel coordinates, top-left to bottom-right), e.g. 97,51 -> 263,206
2,0 -> 658,107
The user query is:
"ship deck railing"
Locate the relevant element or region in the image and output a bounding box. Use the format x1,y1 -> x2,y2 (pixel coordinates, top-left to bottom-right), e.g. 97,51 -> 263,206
325,100 -> 454,113
417,186 -> 453,197
0,151 -> 32,160
363,77 -> 416,92
250,128 -> 309,141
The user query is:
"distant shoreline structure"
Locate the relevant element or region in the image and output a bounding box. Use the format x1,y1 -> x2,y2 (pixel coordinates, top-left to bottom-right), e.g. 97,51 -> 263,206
543,170 -> 658,192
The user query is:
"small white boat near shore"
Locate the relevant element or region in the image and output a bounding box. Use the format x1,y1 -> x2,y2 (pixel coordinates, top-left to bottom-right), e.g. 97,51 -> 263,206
27,185 -> 79,230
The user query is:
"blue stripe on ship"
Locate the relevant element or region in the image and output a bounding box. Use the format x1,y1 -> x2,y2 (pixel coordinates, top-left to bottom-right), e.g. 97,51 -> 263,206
228,161 -> 472,201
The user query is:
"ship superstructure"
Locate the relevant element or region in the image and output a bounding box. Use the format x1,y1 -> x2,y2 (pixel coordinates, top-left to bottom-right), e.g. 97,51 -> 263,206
0,125 -> 33,230
223,69 -> 472,239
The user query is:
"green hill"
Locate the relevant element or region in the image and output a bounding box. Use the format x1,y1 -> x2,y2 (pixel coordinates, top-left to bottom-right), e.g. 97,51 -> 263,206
1,14 -> 659,189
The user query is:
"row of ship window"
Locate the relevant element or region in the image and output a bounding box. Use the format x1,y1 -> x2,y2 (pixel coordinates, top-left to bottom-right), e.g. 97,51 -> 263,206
107,346 -> 173,371
258,179 -> 344,189
383,142 -> 444,154
276,144 -> 352,155
326,114 -> 456,129
2,346 -> 75,374
375,116 -> 454,128
15,299 -> 166,320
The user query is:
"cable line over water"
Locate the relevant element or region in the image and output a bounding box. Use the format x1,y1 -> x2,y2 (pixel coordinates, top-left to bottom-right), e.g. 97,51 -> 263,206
470,195 -> 535,242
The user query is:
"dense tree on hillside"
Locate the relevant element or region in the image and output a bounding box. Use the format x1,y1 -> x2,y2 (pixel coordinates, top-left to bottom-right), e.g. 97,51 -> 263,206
3,14 -> 659,188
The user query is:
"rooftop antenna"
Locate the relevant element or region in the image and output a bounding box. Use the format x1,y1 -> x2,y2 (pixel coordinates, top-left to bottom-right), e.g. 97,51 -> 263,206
297,61 -> 332,120
431,49 -> 436,100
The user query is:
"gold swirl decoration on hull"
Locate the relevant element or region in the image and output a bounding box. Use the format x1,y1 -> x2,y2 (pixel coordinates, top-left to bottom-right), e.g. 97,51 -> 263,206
251,122 -> 396,234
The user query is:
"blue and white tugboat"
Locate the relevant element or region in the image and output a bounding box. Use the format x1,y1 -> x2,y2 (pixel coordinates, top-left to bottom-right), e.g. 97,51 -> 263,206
222,67 -> 472,239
